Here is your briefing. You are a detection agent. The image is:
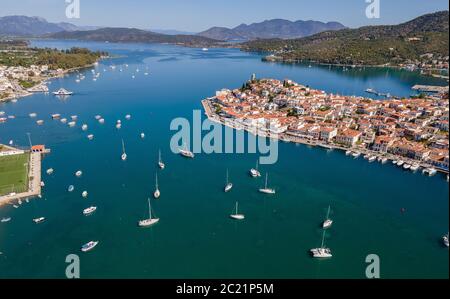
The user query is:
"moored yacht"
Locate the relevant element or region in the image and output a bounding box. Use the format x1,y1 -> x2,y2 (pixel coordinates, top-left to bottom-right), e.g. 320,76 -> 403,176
352,152 -> 361,158
139,198 -> 160,227
81,241 -> 99,252
83,206 -> 97,215
140,133 -> 145,139
46,168 -> 54,175
403,164 -> 411,170
322,206 -> 333,229
33,217 -> 45,224
75,170 -> 83,177
158,150 -> 165,170
310,230 -> 332,258
397,161 -> 405,167
68,185 -> 75,192
87,134 -> 94,140
259,173 -> 276,194
121,139 -> 127,161
443,233 -> 449,247
82,191 -> 88,198
410,164 -> 420,172
368,156 -> 377,163
1,217 -> 11,223
153,173 -> 161,199
82,124 -> 88,131
230,202 -> 245,220
179,144 -> 195,158
250,160 -> 261,178
224,169 -> 233,193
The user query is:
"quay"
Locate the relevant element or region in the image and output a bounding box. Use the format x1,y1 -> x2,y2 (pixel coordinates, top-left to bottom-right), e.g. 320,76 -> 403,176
412,85 -> 449,93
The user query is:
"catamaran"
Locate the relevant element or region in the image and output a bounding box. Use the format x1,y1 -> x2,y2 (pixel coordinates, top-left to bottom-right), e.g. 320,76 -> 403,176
139,198 -> 160,227
224,169 -> 233,192
81,241 -> 99,252
230,202 -> 245,220
53,88 -> 73,96
154,173 -> 161,199
83,206 -> 97,216
250,160 -> 261,178
310,230 -> 332,258
121,139 -> 127,161
322,206 -> 333,229
259,173 -> 276,194
158,150 -> 165,170
179,143 -> 195,158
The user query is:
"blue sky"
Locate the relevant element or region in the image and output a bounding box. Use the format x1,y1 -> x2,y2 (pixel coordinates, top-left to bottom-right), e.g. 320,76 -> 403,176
1,0 -> 448,32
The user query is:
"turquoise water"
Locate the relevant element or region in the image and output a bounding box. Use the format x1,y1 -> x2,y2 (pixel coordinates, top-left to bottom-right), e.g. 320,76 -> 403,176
0,40 -> 448,278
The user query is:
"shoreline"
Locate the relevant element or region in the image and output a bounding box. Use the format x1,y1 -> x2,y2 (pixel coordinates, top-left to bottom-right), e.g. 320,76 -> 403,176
201,99 -> 449,177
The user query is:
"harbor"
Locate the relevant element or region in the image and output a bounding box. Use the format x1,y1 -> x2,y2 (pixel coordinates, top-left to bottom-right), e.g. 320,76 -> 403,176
0,41 -> 448,279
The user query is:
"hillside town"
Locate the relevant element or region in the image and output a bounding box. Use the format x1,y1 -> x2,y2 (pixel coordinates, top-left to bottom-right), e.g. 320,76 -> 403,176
203,75 -> 449,173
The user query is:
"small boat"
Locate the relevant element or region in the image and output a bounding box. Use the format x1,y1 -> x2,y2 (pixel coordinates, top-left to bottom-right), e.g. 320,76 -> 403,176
121,139 -> 127,161
322,206 -> 333,229
381,158 -> 388,164
82,124 -> 88,131
29,113 -> 37,118
345,150 -> 352,156
125,114 -> 131,120
36,120 -> 44,125
87,134 -> 94,140
230,202 -> 245,220
410,164 -> 420,172
51,114 -> 61,119
40,181 -> 45,187
392,160 -> 398,165
140,133 -> 145,139
250,160 -> 261,178
33,217 -> 45,224
138,198 -> 160,227
158,150 -> 165,170
443,233 -> 449,247
13,205 -> 19,209
60,118 -> 67,124
82,191 -> 88,198
259,173 -> 276,194
352,152 -> 361,158
95,115 -> 102,120
81,241 -> 99,252
364,154 -> 371,160
1,217 -> 11,223
71,115 -> 78,121
68,185 -> 75,192
224,169 -> 233,193
153,173 -> 161,199
202,48 -> 209,51
99,118 -> 105,124
179,143 -> 195,158
403,164 -> 411,170
116,123 -> 122,129
397,161 -> 405,167
310,230 -> 332,258
75,170 -> 83,177
46,168 -> 54,175
53,88 -> 73,96
368,156 -> 377,163
422,168 -> 437,177
83,206 -> 97,215
68,121 -> 76,127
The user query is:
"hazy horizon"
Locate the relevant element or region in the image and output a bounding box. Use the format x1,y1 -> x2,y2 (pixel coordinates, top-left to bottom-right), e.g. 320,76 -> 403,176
0,0 -> 448,32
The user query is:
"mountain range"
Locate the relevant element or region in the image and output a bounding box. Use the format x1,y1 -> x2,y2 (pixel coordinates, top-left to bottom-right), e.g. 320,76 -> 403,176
197,19 -> 346,41
242,11 -> 449,66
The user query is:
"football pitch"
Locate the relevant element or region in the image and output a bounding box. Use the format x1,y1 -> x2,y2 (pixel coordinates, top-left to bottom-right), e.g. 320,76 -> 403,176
0,153 -> 30,196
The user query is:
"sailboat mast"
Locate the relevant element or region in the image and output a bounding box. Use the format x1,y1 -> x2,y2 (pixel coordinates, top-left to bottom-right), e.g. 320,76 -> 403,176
148,198 -> 152,220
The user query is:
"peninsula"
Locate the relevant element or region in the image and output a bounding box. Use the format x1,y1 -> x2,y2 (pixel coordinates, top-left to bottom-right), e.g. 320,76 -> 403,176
202,75 -> 449,175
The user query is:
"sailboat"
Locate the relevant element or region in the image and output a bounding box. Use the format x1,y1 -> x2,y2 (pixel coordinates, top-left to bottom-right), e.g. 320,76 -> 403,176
310,230 -> 332,258
179,143 -> 195,158
224,169 -> 233,192
138,198 -> 160,227
121,139 -> 127,161
322,206 -> 333,229
158,150 -> 165,170
230,202 -> 245,220
259,173 -> 276,194
153,173 -> 161,199
249,160 -> 261,178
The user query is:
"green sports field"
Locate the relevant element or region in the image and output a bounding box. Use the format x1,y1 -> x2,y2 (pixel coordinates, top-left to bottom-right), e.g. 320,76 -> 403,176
0,153 -> 29,196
